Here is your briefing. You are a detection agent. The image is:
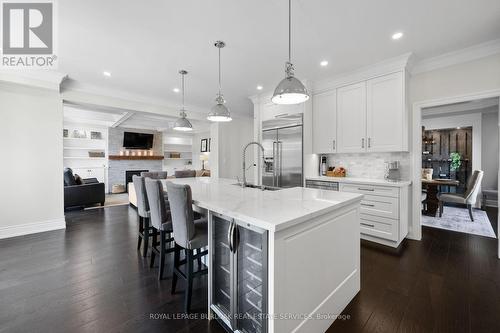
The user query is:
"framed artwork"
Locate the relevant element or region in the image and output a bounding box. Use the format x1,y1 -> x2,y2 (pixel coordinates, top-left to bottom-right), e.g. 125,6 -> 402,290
90,131 -> 102,140
201,138 -> 208,152
63,129 -> 68,138
208,138 -> 211,152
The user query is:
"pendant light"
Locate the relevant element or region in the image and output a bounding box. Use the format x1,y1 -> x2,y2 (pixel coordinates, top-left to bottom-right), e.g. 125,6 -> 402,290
173,70 -> 193,131
271,0 -> 309,105
208,41 -> 232,122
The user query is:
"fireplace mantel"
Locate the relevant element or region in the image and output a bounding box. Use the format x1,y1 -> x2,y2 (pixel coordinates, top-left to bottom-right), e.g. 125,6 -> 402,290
109,155 -> 164,160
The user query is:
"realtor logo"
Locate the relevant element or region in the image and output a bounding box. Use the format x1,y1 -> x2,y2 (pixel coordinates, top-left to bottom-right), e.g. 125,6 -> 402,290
1,0 -> 57,68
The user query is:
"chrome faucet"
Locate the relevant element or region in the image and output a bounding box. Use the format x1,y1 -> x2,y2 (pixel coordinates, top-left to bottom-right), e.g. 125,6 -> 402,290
242,141 -> 265,189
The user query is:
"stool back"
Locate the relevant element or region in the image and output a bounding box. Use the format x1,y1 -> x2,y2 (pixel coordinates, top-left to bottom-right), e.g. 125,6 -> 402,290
165,182 -> 195,248
132,175 -> 149,218
144,178 -> 169,230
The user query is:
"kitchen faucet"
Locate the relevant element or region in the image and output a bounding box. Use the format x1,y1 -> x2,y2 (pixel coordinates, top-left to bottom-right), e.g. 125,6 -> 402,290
242,141 -> 265,189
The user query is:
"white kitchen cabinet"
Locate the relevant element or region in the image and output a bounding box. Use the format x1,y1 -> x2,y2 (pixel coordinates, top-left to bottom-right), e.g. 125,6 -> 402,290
366,71 -> 405,152
312,90 -> 337,153
336,82 -> 367,153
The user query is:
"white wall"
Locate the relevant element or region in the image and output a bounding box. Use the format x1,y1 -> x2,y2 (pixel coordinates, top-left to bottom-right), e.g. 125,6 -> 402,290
482,111 -> 499,191
191,131 -> 210,170
0,82 -> 65,239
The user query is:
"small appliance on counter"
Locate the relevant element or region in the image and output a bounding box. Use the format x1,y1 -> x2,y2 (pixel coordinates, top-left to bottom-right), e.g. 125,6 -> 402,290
385,161 -> 400,181
320,156 -> 328,176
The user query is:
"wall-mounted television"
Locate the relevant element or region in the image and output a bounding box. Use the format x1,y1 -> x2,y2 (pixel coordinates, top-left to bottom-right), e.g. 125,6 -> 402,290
123,132 -> 154,149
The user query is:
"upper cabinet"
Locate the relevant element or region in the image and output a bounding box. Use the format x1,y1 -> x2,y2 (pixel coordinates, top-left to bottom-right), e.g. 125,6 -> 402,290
312,90 -> 337,153
337,82 -> 367,153
334,71 -> 408,153
366,71 -> 405,152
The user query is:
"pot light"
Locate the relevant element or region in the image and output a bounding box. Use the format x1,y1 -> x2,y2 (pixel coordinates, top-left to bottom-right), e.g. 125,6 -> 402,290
392,32 -> 403,40
103,71 -> 111,77
173,88 -> 180,93
320,60 -> 328,67
257,85 -> 263,90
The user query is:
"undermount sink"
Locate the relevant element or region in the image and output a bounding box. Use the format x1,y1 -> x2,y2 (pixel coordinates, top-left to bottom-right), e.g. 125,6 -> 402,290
232,183 -> 281,191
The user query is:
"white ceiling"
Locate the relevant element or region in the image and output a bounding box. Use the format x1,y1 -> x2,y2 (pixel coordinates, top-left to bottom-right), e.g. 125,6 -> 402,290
59,0 -> 500,116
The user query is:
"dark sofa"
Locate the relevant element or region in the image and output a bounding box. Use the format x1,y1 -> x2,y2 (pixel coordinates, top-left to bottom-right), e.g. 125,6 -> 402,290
64,168 -> 105,210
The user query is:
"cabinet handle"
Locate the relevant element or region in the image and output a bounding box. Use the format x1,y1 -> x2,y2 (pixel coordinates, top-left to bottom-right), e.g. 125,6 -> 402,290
332,140 -> 336,150
358,187 -> 375,191
361,138 -> 365,148
361,222 -> 375,228
368,138 -> 371,148
361,203 -> 375,207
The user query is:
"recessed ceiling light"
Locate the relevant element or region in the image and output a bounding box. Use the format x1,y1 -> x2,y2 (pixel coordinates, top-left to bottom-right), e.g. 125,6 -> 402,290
392,32 -> 403,40
103,71 -> 111,77
256,85 -> 263,90
320,60 -> 328,67
173,88 -> 180,93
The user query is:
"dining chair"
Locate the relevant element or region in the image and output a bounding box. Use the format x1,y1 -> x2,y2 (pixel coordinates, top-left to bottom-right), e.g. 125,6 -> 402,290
144,179 -> 175,280
165,181 -> 208,313
438,170 -> 484,221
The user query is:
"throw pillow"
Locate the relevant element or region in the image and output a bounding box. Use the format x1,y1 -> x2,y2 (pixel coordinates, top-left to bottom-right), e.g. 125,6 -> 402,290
74,174 -> 83,185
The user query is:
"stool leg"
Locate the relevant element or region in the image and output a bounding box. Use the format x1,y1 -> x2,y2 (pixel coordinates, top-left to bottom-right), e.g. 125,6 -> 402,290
196,249 -> 202,270
171,244 -> 180,294
142,217 -> 149,257
159,230 -> 166,280
137,216 -> 143,251
185,249 -> 194,313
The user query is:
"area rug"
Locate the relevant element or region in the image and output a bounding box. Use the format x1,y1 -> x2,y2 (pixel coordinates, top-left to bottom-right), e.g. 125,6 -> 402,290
86,193 -> 129,210
422,206 -> 496,238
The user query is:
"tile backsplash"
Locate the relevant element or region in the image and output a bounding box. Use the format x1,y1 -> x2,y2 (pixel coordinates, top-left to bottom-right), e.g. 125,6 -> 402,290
325,152 -> 411,180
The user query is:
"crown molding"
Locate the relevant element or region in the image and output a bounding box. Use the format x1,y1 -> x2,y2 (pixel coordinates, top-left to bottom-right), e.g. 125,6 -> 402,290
0,69 -> 67,91
312,53 -> 413,94
411,39 -> 500,75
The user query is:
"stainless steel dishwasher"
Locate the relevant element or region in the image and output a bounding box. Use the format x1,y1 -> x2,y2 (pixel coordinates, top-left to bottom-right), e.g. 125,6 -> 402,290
305,179 -> 339,191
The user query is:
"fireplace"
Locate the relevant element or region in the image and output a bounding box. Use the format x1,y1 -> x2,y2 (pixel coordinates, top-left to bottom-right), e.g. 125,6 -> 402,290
125,170 -> 148,192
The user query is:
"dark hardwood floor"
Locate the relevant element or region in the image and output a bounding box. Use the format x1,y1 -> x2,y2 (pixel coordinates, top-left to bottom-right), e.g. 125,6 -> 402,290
0,205 -> 498,333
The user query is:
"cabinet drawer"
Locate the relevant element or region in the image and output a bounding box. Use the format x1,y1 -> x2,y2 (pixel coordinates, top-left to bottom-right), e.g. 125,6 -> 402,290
360,194 -> 399,219
360,214 -> 398,241
340,183 -> 399,198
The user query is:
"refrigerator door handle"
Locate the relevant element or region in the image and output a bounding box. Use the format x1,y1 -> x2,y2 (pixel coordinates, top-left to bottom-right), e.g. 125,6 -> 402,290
272,141 -> 277,187
278,141 -> 283,188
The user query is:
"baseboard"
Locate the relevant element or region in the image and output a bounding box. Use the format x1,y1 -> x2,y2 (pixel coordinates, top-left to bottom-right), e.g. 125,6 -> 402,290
0,217 -> 66,240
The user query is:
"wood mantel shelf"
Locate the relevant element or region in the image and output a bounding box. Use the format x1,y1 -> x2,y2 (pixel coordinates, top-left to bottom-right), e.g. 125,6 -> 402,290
109,155 -> 164,160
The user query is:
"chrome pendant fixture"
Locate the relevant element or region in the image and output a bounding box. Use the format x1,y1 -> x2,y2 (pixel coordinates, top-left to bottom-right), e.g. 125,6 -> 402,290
208,41 -> 232,122
173,70 -> 193,131
271,0 -> 309,105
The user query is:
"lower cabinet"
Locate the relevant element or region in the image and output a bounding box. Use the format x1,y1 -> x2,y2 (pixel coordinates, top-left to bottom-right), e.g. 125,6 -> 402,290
340,183 -> 409,248
210,212 -> 268,333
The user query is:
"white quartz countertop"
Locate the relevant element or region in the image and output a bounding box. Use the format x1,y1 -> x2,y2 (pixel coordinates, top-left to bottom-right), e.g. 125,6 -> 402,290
161,178 -> 363,232
306,176 -> 411,187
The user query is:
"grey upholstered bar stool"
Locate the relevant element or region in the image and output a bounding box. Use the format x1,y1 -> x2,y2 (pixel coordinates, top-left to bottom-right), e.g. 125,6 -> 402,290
174,170 -> 196,178
141,171 -> 168,179
165,181 -> 208,313
144,179 -> 175,280
133,175 -> 154,257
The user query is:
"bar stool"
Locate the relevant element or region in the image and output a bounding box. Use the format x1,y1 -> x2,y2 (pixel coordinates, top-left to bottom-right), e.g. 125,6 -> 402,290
144,179 -> 175,280
165,181 -> 208,313
132,175 -> 154,257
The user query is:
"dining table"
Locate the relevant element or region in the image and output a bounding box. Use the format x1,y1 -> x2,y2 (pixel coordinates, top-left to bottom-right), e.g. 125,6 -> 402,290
422,178 -> 460,216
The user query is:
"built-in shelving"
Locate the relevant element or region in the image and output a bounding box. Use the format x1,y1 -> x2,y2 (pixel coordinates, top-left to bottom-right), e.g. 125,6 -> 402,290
163,135 -> 193,175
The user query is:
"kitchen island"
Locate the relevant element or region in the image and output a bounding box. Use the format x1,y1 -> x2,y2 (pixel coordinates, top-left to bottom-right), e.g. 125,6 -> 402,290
161,177 -> 363,333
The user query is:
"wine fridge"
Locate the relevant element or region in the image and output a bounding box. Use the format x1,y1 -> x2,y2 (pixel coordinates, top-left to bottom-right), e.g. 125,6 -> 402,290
210,212 -> 268,333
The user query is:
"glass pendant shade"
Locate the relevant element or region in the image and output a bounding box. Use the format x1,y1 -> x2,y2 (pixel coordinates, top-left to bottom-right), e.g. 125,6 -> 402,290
173,70 -> 193,131
271,75 -> 309,105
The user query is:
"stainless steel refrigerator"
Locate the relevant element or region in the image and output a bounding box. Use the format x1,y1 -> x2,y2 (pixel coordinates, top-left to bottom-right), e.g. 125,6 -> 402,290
261,115 -> 303,188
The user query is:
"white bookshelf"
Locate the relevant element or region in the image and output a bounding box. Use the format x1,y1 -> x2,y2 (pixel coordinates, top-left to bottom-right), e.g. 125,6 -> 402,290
163,136 -> 193,175
63,126 -> 108,185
